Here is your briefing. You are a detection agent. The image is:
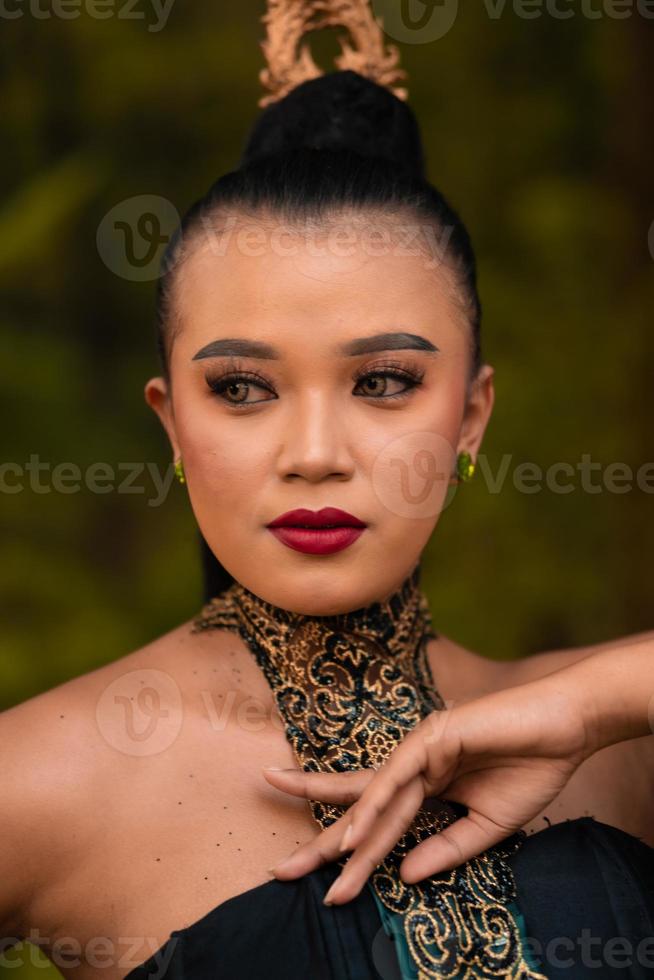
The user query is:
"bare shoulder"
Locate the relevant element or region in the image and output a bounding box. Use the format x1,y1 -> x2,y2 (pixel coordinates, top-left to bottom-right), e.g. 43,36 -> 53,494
426,632 -> 510,704
0,614 -> 240,790
0,615 -> 235,940
430,625 -> 654,697
494,626 -> 654,688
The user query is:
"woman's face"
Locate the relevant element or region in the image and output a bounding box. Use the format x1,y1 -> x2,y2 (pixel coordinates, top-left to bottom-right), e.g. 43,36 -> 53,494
145,211 -> 494,614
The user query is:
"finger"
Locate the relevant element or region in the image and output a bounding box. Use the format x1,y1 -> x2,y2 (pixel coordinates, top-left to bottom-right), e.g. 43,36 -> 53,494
269,774 -> 422,886
344,716 -> 457,850
269,803 -> 354,879
322,777 -> 426,905
262,767 -> 376,804
398,811 -> 514,883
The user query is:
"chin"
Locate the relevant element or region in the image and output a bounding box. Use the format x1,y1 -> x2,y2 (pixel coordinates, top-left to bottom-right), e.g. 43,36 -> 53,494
250,564 -> 389,617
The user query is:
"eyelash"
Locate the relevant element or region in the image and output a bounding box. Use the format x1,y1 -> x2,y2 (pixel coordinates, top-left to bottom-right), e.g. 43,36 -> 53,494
204,359 -> 425,409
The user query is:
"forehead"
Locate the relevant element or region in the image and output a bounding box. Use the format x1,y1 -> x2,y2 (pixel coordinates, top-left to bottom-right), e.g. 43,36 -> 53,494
173,213 -> 466,353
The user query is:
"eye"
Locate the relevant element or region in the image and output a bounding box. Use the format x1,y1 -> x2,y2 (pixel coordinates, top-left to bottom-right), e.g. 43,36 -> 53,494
204,360 -> 425,409
205,371 -> 276,409
353,363 -> 424,402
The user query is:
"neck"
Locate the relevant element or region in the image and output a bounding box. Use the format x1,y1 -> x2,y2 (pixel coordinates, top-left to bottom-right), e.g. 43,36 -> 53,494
192,560 -> 438,660
192,557 -> 442,774
240,558 -> 422,622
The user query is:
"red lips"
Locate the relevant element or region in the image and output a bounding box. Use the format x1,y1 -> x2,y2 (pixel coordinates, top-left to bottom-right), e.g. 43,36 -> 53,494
266,508 -> 367,555
267,507 -> 366,529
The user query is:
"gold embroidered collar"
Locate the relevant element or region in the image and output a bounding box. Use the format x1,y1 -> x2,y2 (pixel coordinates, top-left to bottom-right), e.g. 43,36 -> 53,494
191,563 -> 545,979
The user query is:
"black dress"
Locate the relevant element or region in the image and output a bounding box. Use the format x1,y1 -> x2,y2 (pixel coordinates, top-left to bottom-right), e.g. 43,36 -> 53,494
125,815 -> 654,979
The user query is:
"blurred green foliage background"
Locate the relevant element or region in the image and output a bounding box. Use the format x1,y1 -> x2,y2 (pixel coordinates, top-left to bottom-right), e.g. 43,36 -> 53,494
1,1 -> 652,976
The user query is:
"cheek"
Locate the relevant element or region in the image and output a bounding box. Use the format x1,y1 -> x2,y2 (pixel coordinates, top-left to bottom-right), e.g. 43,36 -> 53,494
406,369 -> 467,449
370,430 -> 456,527
430,381 -> 467,446
368,378 -> 466,525
173,403 -> 272,517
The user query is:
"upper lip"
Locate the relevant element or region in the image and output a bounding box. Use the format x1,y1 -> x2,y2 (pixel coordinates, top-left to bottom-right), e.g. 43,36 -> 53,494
267,507 -> 367,528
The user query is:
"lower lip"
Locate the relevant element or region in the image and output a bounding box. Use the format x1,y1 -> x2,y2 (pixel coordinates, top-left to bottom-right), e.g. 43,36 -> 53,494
267,525 -> 366,555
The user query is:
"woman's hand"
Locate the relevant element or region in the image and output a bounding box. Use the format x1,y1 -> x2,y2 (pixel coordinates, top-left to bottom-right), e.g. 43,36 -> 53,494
262,672 -> 599,906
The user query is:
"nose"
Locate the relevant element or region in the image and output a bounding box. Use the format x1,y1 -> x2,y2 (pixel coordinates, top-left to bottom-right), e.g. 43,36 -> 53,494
276,390 -> 354,483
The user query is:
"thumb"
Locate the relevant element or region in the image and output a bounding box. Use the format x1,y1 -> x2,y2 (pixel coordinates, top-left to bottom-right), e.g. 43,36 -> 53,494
399,812 -> 515,882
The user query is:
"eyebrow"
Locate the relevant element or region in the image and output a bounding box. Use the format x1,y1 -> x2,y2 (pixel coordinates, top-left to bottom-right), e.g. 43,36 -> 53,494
192,332 -> 440,361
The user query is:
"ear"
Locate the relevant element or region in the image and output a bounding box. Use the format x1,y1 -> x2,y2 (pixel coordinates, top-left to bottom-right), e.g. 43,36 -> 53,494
457,363 -> 495,460
144,376 -> 180,459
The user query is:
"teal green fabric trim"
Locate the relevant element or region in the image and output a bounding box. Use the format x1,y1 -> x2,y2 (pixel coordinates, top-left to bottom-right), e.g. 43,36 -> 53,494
369,885 -> 419,979
366,883 -> 546,978
506,899 -> 546,974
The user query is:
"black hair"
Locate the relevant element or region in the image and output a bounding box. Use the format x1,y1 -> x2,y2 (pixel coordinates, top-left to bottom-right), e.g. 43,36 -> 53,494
154,70 -> 483,602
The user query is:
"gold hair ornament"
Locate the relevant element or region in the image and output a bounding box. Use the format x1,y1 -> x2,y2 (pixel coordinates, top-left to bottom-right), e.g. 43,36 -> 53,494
258,0 -> 408,108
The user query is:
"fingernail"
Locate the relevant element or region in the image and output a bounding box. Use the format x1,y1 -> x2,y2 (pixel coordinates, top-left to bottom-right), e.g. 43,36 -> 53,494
339,824 -> 353,852
262,765 -> 283,771
323,878 -> 341,906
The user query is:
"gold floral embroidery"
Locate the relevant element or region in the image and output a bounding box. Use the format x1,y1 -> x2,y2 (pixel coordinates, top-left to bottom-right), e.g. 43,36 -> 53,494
191,564 -> 547,979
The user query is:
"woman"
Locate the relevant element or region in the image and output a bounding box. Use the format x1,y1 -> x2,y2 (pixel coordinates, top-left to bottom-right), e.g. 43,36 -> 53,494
1,1 -> 652,978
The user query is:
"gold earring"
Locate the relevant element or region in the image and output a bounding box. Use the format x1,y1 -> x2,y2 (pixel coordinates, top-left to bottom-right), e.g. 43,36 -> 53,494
174,458 -> 186,485
455,451 -> 475,483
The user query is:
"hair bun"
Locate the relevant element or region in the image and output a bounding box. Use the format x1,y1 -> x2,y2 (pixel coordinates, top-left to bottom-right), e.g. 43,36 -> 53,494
239,70 -> 425,180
